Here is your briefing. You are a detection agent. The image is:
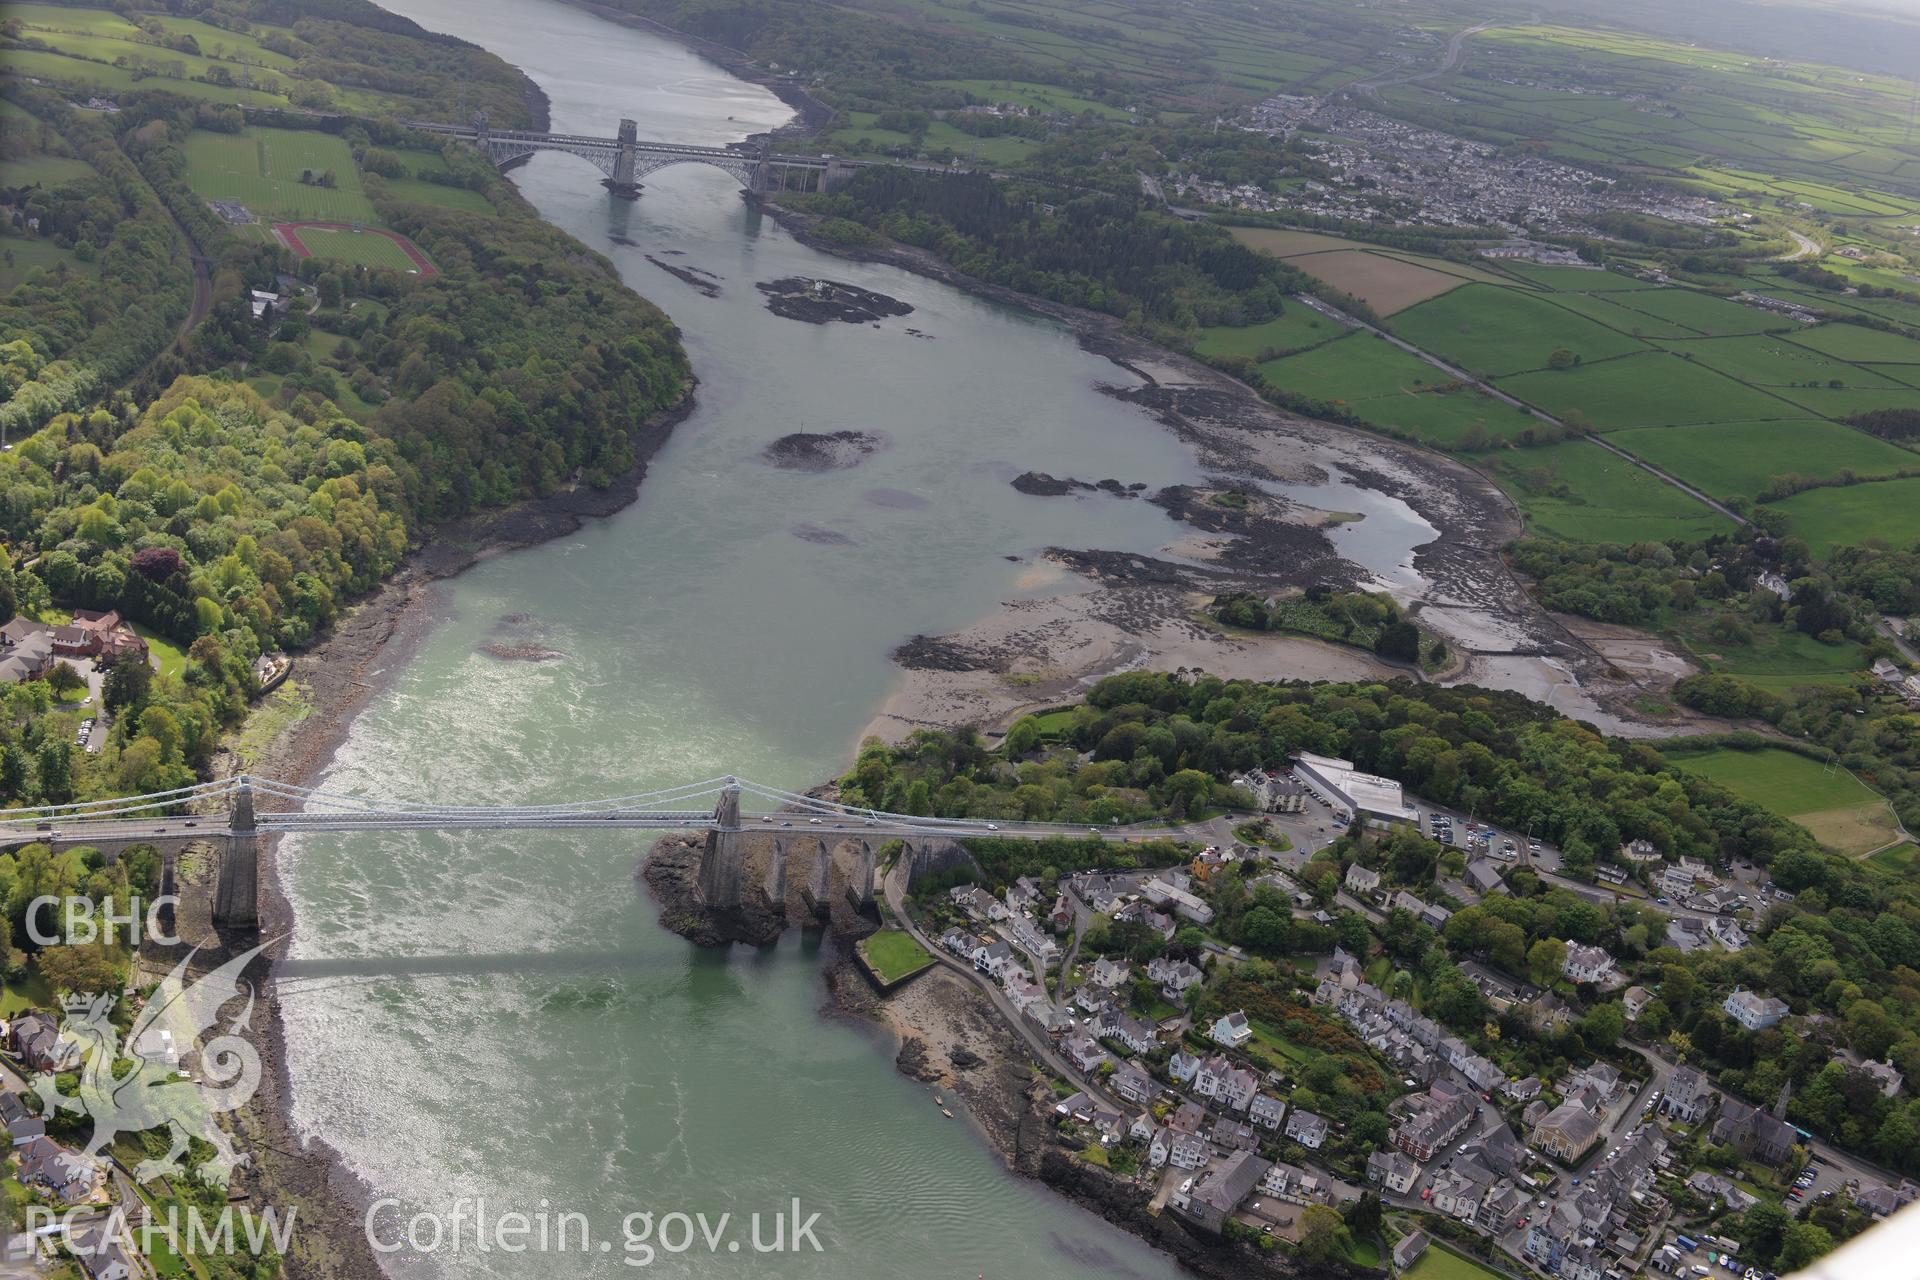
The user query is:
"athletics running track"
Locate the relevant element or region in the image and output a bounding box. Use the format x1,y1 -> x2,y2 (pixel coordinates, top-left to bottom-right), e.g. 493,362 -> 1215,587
270,221 -> 438,278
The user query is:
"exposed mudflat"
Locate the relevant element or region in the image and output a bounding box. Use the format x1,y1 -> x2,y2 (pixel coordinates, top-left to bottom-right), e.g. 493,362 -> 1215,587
758,201 -> 1711,741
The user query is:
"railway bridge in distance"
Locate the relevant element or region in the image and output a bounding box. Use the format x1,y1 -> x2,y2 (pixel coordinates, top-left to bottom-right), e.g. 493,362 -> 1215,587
0,776 -> 1097,931
405,115 -> 873,198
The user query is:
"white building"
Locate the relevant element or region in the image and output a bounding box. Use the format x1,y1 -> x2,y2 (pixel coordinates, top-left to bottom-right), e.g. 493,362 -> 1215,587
1293,752 -> 1418,827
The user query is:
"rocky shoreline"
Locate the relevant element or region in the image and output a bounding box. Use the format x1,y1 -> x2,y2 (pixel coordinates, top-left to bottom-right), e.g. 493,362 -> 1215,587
639,833 -> 1370,1279
754,198 -> 1714,741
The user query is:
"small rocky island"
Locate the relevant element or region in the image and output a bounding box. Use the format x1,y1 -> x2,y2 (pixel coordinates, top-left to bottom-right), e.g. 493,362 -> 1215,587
757,276 -> 914,324
761,430 -> 884,472
1011,471 -> 1147,498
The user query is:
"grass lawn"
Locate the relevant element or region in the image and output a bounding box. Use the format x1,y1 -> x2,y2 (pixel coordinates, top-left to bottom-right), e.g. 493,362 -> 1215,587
1402,1242 -> 1510,1280
1389,285 -> 1649,376
0,970 -> 54,1018
1344,1235 -> 1382,1268
1483,438 -> 1730,542
1770,477 -> 1920,557
1606,420 -> 1917,502
131,622 -> 186,680
859,929 -> 935,983
1868,844 -> 1920,877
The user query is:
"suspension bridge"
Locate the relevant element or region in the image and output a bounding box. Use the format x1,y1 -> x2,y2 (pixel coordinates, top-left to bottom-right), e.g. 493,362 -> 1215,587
0,776 -> 1097,931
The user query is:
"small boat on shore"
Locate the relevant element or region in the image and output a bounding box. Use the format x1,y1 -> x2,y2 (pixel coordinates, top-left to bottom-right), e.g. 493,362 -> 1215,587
941,1108 -> 954,1118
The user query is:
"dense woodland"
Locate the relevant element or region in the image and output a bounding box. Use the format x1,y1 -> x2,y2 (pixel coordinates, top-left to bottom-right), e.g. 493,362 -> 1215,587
800,169 -> 1305,329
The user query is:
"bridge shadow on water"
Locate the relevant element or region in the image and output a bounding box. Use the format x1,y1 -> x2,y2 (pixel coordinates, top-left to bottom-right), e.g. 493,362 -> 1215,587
266,930 -> 828,1005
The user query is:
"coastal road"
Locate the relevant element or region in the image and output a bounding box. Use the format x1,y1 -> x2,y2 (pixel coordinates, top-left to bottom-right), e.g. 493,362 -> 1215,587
880,860 -> 1122,1112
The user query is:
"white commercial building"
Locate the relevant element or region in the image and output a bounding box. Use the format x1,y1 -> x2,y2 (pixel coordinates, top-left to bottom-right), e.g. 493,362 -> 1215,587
1293,752 -> 1419,827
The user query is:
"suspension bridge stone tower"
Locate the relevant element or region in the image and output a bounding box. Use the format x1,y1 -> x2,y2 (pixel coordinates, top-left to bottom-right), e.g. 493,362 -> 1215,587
213,776 -> 260,931
605,118 -> 642,199
697,778 -> 747,909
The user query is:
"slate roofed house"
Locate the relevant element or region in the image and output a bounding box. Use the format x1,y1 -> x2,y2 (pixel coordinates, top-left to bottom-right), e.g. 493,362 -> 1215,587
1344,863 -> 1381,895
0,1091 -> 44,1145
16,1134 -> 94,1204
1249,1093 -> 1286,1130
0,625 -> 53,685
1390,891 -> 1429,918
1393,1230 -> 1429,1272
1367,1149 -> 1419,1195
1147,956 -> 1204,996
1112,1063 -> 1157,1106
1562,943 -> 1617,985
1532,1101 -> 1603,1163
1178,1149 -> 1271,1232
1284,1108 -> 1330,1149
972,939 -> 1015,976
1464,859 -> 1505,894
1662,1064 -> 1713,1123
1169,1049 -> 1203,1083
10,1011 -> 74,1074
1722,988 -> 1790,1031
1063,1034 -> 1109,1075
1210,1009 -> 1253,1049
1168,1131 -> 1210,1171
1623,986 -> 1654,1022
1501,1075 -> 1542,1102
1168,1100 -> 1206,1135
1479,1122 -> 1525,1175
1212,1116 -> 1258,1152
1088,956 -> 1131,988
1420,902 -> 1453,931
1860,1059 -> 1904,1099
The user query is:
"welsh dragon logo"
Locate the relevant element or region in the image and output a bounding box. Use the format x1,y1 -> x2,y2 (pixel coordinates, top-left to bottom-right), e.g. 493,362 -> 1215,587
31,942 -> 272,1187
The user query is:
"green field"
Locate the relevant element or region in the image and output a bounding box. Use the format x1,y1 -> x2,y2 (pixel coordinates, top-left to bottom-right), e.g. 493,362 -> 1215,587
1192,308 -> 1341,360
1656,334 -> 1908,388
1500,352 -> 1793,430
1485,438 -> 1729,542
932,79 -> 1130,119
183,127 -> 379,223
374,176 -> 494,215
4,153 -> 97,186
1671,746 -> 1896,855
1607,420 -> 1916,501
1786,323 -> 1920,364
1389,285 -> 1649,376
860,929 -> 936,983
1258,332 -> 1519,444
1770,477 -> 1920,556
1599,288 -> 1785,337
